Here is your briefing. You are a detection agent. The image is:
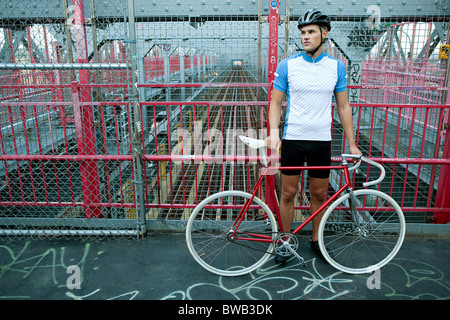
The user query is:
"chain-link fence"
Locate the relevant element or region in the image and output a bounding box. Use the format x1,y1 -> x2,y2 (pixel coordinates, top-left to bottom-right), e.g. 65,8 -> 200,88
0,0 -> 140,238
0,0 -> 449,239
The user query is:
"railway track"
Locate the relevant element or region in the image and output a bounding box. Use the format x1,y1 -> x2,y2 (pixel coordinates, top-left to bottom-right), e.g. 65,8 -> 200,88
0,65 -> 435,224
160,66 -> 264,219
157,66 -> 433,223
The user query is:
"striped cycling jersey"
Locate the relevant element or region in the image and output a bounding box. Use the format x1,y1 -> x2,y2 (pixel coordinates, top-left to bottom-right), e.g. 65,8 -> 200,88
273,51 -> 347,141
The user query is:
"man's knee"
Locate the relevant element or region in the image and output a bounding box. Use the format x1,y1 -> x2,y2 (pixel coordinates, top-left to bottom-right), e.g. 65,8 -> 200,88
281,174 -> 300,203
310,189 -> 327,203
281,187 -> 297,203
310,178 -> 329,203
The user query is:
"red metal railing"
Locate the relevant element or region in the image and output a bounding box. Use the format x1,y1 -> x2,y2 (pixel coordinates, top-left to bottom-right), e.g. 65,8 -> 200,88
2,84 -> 448,222
1,3 -> 449,229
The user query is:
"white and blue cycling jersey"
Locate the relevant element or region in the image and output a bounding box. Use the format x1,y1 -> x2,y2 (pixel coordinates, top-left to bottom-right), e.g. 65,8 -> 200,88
273,51 -> 347,141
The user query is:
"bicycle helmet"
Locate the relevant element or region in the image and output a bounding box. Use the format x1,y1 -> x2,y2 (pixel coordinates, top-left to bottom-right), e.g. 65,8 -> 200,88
297,10 -> 331,56
297,10 -> 331,31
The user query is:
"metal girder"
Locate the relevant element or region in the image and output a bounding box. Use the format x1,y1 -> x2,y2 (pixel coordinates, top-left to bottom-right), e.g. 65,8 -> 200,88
0,0 -> 448,28
0,29 -> 47,62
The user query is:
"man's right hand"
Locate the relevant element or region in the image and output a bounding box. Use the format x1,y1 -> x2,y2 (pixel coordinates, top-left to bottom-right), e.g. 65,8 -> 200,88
266,130 -> 281,153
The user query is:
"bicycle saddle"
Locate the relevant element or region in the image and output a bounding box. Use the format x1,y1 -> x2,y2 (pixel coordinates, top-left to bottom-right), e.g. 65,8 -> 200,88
239,136 -> 266,149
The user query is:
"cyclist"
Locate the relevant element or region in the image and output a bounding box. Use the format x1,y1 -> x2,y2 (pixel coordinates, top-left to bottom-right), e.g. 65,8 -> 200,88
267,9 -> 362,263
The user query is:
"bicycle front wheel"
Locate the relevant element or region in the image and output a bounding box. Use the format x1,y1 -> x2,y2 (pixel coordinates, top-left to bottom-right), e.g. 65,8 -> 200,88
186,190 -> 278,276
318,189 -> 406,274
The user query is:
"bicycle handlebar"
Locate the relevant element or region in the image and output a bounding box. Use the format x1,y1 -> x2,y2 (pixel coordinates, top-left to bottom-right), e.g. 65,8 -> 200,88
360,156 -> 386,187
342,154 -> 386,187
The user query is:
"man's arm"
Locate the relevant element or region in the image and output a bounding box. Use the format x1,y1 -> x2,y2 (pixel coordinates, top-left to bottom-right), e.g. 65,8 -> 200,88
335,90 -> 362,156
267,88 -> 285,151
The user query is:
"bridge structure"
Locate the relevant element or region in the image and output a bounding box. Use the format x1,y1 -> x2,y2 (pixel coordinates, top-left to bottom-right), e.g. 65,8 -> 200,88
0,0 -> 449,238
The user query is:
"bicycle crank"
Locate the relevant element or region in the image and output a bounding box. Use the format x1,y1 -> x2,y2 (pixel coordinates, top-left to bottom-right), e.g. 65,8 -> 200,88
274,233 -> 306,266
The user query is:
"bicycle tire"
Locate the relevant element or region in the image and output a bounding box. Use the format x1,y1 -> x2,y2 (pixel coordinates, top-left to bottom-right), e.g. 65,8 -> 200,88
186,190 -> 278,276
318,189 -> 406,274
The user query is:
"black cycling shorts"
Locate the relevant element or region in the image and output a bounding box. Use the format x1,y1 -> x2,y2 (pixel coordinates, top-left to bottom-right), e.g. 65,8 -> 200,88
280,139 -> 331,179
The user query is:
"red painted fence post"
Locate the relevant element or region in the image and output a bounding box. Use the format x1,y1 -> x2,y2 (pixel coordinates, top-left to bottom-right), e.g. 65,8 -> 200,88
434,60 -> 450,224
72,0 -> 102,218
434,125 -> 450,224
265,0 -> 279,220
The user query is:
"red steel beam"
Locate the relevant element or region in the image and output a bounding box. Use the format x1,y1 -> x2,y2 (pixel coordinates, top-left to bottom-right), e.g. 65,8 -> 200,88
71,0 -> 102,218
264,0 -> 280,215
434,81 -> 450,223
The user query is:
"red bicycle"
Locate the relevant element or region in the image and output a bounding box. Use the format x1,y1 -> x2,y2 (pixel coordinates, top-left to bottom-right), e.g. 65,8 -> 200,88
186,136 -> 406,276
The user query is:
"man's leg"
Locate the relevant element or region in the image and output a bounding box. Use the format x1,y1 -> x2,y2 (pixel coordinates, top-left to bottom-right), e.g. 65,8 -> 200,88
309,176 -> 329,242
279,173 -> 301,232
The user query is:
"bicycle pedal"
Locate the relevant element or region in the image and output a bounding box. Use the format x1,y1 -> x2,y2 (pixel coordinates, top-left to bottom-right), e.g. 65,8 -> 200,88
284,244 -> 305,265
294,254 -> 306,268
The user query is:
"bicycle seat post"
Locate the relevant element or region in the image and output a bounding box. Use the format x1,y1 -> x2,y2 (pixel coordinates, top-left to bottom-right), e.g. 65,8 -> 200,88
260,147 -> 268,168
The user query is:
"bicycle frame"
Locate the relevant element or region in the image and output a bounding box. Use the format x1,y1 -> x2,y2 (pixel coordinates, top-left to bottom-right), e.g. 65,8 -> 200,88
187,137 -> 400,275
230,162 -> 354,242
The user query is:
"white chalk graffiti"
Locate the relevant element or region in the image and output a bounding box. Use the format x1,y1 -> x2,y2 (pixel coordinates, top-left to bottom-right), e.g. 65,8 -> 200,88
162,257 -> 355,300
1,241 -> 449,300
382,258 -> 450,300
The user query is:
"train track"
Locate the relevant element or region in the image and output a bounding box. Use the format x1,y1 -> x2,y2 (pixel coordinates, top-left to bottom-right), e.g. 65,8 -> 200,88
160,66 -> 263,219
158,65 -> 431,222
0,65 -> 434,224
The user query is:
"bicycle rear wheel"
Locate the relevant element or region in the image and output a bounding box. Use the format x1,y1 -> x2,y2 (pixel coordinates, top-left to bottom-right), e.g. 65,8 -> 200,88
318,189 -> 406,274
186,190 -> 278,276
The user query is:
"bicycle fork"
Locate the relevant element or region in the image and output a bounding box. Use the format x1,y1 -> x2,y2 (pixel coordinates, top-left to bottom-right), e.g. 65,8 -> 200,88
347,189 -> 369,237
341,157 -> 369,237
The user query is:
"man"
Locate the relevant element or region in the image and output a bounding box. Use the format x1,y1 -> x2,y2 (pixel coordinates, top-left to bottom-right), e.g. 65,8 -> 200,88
267,10 -> 362,263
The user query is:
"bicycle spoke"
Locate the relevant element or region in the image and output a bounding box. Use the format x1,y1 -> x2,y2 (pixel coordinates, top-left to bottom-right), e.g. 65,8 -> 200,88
319,189 -> 405,274
186,191 -> 277,276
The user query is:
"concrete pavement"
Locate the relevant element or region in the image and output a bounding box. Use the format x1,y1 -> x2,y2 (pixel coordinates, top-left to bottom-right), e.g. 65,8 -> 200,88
0,232 -> 449,301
